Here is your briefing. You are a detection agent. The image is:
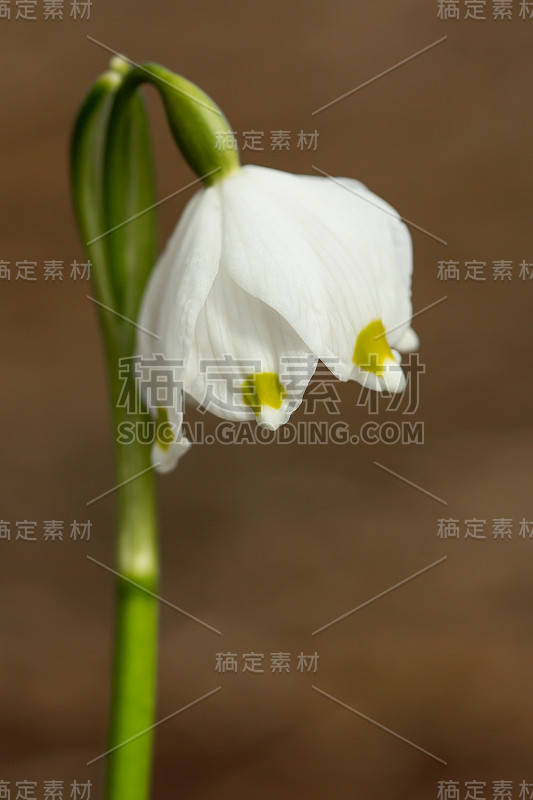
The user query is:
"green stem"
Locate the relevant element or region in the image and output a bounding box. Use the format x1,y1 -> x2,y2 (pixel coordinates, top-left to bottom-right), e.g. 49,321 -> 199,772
71,57 -> 164,800
105,361 -> 159,800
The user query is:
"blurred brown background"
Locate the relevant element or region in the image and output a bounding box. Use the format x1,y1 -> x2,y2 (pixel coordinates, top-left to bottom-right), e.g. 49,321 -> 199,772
1,1 -> 532,798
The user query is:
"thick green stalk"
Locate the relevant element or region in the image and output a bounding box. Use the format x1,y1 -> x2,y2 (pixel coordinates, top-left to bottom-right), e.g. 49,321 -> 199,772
105,379 -> 159,800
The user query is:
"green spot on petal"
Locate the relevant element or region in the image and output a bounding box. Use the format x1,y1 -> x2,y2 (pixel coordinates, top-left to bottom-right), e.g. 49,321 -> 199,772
242,372 -> 286,417
353,320 -> 395,376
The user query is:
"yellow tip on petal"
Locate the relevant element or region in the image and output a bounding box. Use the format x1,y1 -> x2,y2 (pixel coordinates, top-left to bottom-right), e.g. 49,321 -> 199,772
242,372 -> 286,418
152,407 -> 191,473
352,320 -> 396,376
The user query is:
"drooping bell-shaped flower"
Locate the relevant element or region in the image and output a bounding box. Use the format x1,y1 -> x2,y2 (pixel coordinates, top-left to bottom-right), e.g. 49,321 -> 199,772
133,67 -> 419,472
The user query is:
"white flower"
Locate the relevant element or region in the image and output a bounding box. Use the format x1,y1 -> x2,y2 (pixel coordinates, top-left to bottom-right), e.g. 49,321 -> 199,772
136,165 -> 418,471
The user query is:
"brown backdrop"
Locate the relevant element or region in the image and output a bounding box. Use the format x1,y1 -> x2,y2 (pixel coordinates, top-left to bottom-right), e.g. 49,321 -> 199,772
1,1 -> 532,798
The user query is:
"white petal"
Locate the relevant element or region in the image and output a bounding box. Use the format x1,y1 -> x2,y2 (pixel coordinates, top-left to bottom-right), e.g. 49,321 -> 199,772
351,358 -> 406,394
184,268 -> 317,426
396,326 -> 420,353
136,185 -> 222,411
151,435 -> 191,474
135,183 -> 224,463
219,166 -> 413,388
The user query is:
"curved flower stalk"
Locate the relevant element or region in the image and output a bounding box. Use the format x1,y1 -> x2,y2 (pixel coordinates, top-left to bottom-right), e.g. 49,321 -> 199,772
137,158 -> 419,472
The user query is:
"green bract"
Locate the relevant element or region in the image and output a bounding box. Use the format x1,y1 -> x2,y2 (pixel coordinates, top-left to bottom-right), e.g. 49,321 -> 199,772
118,62 -> 240,186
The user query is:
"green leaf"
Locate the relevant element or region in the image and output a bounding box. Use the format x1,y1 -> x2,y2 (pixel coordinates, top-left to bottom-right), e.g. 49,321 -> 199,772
70,66 -> 123,317
71,58 -> 158,355
103,70 -> 158,331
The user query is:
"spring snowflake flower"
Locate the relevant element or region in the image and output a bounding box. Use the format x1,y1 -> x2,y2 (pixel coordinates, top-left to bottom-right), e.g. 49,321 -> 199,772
137,164 -> 418,472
